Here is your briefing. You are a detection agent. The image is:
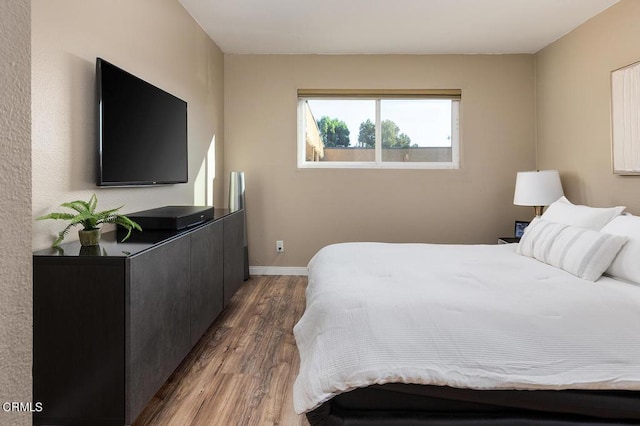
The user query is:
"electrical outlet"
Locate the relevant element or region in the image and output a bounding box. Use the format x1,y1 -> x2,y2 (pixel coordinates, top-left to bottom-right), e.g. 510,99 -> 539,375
276,240 -> 284,253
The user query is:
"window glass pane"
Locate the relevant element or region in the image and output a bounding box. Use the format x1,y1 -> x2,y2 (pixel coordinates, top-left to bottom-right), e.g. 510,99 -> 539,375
298,95 -> 460,169
305,99 -> 375,162
380,99 -> 453,163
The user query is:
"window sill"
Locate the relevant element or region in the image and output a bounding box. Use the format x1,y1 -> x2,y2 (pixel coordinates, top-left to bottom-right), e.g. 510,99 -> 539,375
297,161 -> 460,170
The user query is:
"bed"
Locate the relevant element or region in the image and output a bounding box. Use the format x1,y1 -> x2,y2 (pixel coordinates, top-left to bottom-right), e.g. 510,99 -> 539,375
293,200 -> 640,425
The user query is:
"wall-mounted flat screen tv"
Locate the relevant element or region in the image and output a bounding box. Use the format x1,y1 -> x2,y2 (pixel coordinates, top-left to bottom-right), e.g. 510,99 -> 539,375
97,58 -> 188,186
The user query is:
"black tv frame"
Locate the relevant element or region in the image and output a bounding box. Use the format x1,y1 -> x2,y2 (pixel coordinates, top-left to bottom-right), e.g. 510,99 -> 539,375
96,57 -> 188,187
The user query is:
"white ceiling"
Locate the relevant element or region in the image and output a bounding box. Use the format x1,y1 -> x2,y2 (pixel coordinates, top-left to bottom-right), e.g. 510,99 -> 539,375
178,0 -> 619,55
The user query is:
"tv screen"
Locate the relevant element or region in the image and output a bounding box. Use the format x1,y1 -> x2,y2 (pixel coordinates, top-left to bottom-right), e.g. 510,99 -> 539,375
97,58 -> 188,186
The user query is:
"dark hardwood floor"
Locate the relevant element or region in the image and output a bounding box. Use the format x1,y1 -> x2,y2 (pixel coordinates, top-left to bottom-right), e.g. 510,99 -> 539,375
133,275 -> 309,426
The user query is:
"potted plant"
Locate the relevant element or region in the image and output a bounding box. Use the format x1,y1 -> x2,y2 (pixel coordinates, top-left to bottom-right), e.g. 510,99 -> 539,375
37,194 -> 142,247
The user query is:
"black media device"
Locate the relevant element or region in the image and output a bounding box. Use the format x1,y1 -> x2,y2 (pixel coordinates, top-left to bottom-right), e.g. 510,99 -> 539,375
96,58 -> 188,186
127,206 -> 214,231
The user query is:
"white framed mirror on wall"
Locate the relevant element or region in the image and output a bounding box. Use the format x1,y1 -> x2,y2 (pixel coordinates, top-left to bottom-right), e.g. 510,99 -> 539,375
611,59 -> 640,175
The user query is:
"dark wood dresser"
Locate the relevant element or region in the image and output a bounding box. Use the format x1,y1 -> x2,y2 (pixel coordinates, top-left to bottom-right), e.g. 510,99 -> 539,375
33,209 -> 245,425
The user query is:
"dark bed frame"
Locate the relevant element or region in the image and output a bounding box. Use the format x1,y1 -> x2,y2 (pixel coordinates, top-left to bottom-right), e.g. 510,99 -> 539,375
306,384 -> 640,425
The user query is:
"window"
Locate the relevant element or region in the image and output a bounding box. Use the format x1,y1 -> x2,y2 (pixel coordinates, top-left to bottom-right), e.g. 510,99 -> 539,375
297,89 -> 460,169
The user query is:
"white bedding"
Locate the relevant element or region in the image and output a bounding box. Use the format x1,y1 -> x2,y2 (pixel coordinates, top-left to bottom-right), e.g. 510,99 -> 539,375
292,242 -> 640,414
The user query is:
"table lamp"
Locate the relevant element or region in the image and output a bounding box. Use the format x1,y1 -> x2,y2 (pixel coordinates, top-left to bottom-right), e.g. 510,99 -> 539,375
513,170 -> 564,217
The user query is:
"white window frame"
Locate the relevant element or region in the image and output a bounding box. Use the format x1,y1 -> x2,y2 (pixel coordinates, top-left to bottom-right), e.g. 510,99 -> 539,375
297,90 -> 460,170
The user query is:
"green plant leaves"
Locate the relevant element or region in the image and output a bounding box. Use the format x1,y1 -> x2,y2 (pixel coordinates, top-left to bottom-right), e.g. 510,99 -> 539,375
36,194 -> 142,247
36,212 -> 76,221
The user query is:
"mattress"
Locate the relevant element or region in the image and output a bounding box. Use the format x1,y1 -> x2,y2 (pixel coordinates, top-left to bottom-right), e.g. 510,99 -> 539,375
293,243 -> 640,415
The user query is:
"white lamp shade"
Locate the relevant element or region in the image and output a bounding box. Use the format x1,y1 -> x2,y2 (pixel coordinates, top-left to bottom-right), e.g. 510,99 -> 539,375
513,170 -> 564,206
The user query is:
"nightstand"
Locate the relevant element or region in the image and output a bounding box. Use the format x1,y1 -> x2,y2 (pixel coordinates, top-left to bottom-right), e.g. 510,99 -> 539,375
498,237 -> 521,244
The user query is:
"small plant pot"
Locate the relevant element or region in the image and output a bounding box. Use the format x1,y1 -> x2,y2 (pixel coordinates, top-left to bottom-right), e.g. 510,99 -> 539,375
78,228 -> 101,246
79,245 -> 103,256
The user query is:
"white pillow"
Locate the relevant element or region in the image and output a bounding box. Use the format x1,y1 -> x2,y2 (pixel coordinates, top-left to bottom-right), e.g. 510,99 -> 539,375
601,214 -> 640,284
541,196 -> 625,230
516,218 -> 628,281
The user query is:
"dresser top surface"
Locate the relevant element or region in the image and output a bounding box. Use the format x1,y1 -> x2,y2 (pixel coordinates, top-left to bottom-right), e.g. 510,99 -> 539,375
34,208 -> 238,258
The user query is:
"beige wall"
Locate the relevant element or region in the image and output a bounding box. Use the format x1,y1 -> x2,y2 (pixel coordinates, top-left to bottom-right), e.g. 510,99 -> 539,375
0,1 -> 32,424
225,55 -> 536,267
536,0 -> 640,213
32,0 -> 225,250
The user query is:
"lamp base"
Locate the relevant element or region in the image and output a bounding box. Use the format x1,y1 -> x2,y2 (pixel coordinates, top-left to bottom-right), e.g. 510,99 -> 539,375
533,206 -> 544,217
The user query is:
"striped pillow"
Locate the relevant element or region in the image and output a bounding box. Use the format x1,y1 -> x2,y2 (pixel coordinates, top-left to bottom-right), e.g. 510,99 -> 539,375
516,218 -> 629,281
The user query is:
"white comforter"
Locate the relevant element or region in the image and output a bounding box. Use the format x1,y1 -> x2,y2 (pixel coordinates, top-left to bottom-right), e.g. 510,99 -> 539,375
293,242 -> 640,414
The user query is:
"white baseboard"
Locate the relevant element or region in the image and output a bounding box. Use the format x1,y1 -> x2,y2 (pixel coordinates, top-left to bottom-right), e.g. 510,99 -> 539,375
249,266 -> 308,276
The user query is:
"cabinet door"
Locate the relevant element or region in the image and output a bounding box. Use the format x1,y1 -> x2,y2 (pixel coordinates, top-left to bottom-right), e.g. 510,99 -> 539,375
224,210 -> 245,306
127,237 -> 191,423
33,258 -> 125,425
190,220 -> 224,347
